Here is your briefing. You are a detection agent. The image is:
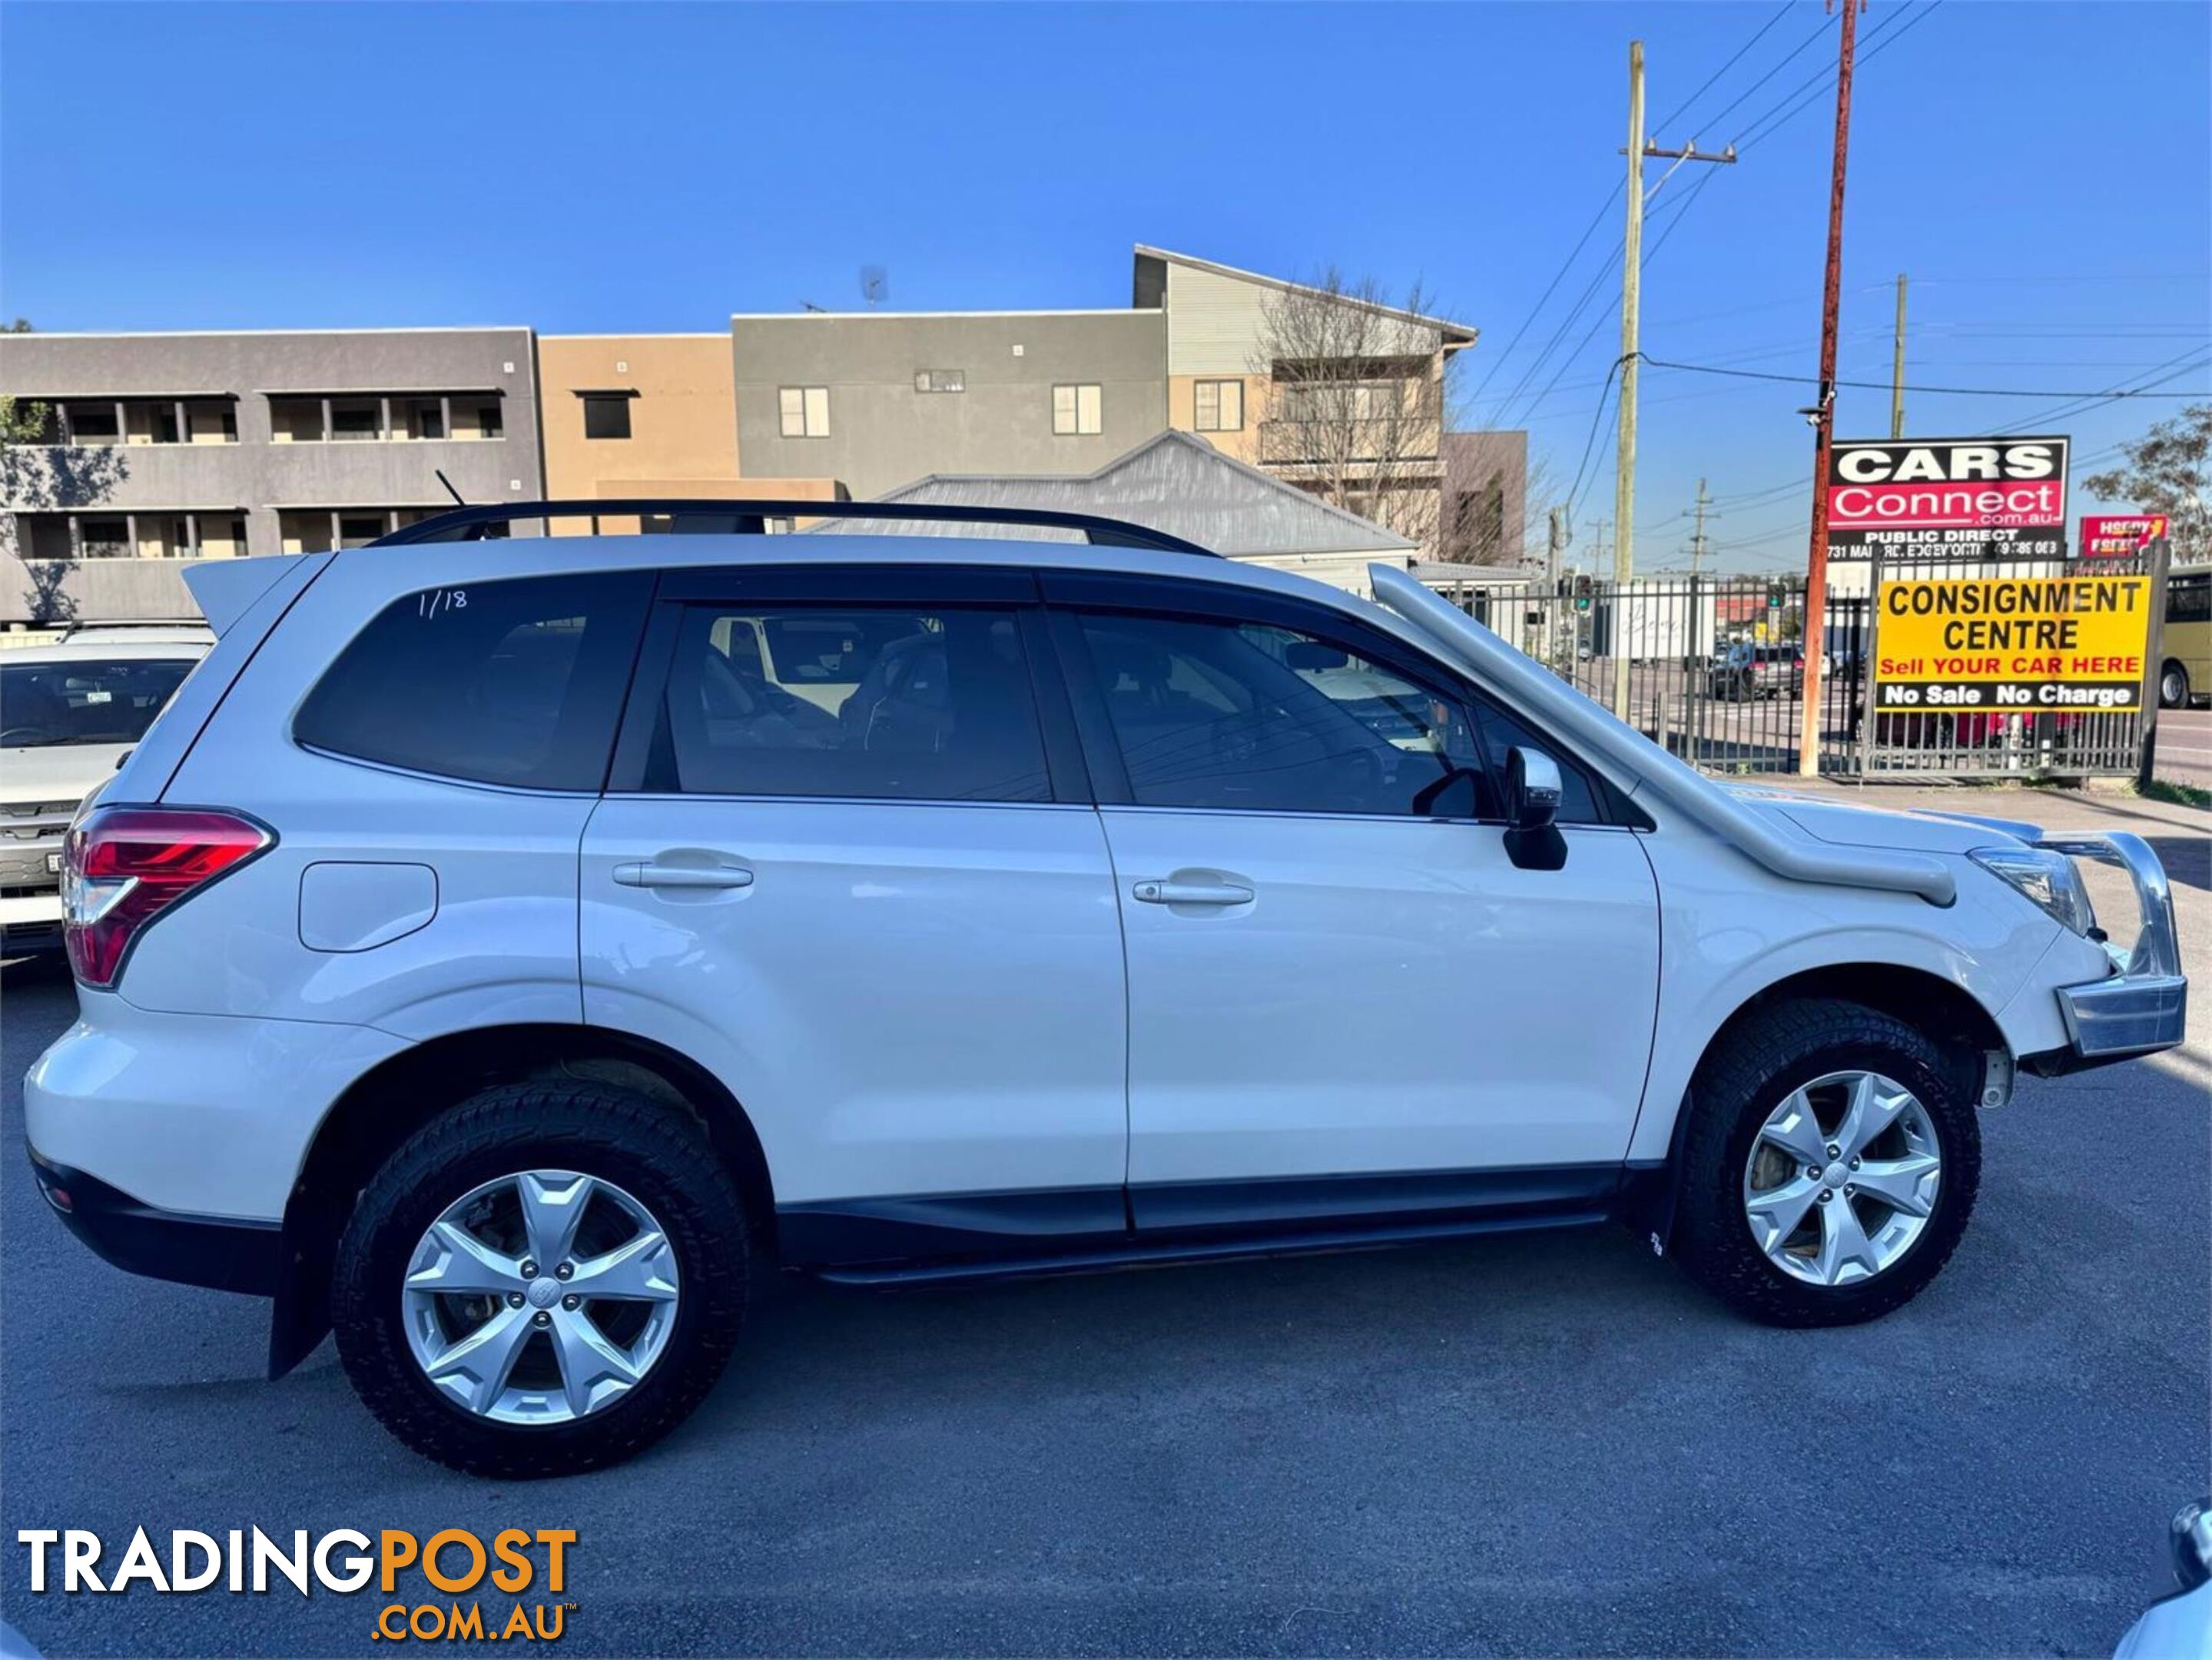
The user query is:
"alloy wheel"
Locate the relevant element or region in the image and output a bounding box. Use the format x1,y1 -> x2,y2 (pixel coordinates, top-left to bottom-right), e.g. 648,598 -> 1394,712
1742,1071 -> 1942,1288
403,1170 -> 681,1426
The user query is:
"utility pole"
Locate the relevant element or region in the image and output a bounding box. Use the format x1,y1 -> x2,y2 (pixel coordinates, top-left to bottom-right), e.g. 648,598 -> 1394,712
1796,0 -> 1863,779
1889,273 -> 1908,440
1688,477 -> 1713,576
1614,40 -> 1737,719
1612,41 -> 1648,719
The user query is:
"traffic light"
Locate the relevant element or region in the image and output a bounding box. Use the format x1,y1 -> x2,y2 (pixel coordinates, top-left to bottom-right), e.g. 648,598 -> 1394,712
1574,575 -> 1593,613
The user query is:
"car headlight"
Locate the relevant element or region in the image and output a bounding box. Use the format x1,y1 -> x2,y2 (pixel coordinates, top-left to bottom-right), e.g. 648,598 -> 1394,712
1969,845 -> 2097,936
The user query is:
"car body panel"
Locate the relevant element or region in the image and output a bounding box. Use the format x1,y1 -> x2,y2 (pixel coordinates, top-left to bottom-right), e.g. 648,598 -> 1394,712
23,989 -> 406,1221
1102,808 -> 1662,1184
580,795 -> 1130,1206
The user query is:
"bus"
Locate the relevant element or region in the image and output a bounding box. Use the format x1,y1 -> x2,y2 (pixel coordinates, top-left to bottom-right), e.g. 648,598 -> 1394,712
2163,564 -> 2211,708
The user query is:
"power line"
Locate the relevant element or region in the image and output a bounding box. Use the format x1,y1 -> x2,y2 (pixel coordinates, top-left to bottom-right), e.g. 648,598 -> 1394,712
1563,354 -> 1627,515
1461,182 -> 1623,415
1694,8 -> 1838,139
1653,0 -> 1799,131
1731,2 -> 1939,151
1638,354 -> 2210,398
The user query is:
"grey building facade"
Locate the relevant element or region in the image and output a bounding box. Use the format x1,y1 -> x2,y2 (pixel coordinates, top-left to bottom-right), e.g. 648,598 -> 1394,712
1,328 -> 542,622
728,310 -> 1167,500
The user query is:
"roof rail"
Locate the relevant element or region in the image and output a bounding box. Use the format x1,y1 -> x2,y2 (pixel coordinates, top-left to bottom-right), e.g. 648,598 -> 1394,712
369,498 -> 1216,557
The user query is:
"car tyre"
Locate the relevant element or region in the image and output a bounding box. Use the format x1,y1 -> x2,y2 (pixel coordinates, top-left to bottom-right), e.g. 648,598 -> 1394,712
333,1081 -> 750,1477
1672,998 -> 1980,1327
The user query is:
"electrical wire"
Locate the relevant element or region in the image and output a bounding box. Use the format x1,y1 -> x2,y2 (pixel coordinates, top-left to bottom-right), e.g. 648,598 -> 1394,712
1653,0 -> 1800,132
1637,355 -> 2210,399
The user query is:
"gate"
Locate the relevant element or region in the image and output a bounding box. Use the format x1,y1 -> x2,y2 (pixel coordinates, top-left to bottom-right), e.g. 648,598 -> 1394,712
1432,546 -> 2163,782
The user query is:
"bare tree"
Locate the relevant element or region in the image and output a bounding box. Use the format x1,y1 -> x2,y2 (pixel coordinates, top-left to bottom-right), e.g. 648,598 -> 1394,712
2082,403 -> 2210,563
1251,268 -> 1458,553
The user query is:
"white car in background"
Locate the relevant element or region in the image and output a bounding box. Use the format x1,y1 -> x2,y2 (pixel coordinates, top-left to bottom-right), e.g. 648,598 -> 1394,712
19,501 -> 2188,1478
1,624 -> 212,954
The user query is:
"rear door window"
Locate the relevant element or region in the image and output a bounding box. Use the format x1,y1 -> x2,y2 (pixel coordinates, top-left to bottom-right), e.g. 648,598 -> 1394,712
294,573 -> 653,789
644,603 -> 1053,803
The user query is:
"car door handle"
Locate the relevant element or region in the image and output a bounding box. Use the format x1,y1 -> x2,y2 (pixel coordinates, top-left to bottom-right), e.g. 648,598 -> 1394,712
614,862 -> 755,890
1131,879 -> 1254,906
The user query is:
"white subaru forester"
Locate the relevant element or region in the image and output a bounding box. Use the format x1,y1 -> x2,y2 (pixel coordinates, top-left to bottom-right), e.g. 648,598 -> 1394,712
24,501 -> 2187,1477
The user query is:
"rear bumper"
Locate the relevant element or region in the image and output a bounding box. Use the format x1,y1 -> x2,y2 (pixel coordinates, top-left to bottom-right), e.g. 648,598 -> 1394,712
2035,831 -> 2188,1071
27,1150 -> 283,1296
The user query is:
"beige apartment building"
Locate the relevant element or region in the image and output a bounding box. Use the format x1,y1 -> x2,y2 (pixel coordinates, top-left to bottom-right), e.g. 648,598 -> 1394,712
4,246 -> 1521,623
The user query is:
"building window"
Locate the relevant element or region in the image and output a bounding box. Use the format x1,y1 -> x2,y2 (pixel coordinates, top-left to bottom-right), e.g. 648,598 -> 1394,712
1053,383 -> 1103,437
914,369 -> 965,393
582,394 -> 633,440
477,403 -> 504,440
779,385 -> 831,438
65,403 -> 120,445
1194,379 -> 1243,433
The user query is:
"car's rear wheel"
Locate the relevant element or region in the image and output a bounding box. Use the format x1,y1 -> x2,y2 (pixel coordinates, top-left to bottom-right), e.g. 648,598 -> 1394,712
1672,998 -> 1980,1326
333,1081 -> 749,1476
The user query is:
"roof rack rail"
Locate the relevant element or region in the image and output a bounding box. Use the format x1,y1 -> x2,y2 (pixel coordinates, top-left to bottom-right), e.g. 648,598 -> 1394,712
369,498 -> 1216,557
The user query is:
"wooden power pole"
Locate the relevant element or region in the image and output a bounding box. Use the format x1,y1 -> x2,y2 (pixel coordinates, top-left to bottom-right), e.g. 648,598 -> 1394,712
1796,0 -> 1864,779
1889,273 -> 1908,440
1689,478 -> 1713,576
1614,39 -> 1735,719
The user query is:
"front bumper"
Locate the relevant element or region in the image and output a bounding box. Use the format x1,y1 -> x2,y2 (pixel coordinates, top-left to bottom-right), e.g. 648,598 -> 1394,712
2038,831 -> 2187,1068
27,1150 -> 284,1296
0,888 -> 63,954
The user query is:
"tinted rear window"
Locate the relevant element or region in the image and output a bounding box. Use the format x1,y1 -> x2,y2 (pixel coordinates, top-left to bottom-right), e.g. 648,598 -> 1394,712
0,658 -> 196,749
295,573 -> 652,789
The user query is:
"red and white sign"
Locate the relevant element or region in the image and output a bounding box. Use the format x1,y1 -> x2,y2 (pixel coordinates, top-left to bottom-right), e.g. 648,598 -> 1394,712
2078,513 -> 2168,559
1826,435 -> 2070,561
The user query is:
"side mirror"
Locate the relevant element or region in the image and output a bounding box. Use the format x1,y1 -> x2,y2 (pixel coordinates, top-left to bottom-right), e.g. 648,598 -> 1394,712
1507,746 -> 1561,831
1503,746 -> 1567,872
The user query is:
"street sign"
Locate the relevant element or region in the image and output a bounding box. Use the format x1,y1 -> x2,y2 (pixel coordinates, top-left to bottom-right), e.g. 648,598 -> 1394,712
2078,513 -> 2169,560
1871,571 -> 2151,712
1827,435 -> 2069,562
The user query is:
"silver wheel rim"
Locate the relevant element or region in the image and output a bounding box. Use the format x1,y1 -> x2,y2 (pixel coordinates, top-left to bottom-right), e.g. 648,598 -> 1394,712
1743,1070 -> 1942,1288
403,1170 -> 681,1426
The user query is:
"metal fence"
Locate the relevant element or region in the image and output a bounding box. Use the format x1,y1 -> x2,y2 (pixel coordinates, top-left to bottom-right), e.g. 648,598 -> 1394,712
1439,546 -> 2162,782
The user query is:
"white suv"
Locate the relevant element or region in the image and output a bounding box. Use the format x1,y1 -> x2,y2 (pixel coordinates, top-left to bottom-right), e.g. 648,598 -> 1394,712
24,502 -> 2187,1477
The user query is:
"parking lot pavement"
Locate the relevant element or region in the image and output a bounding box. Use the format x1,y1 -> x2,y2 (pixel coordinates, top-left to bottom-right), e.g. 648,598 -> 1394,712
3,787 -> 2206,1658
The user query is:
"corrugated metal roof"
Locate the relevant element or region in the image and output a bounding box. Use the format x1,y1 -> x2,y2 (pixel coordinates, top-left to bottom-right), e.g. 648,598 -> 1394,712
813,430 -> 1416,556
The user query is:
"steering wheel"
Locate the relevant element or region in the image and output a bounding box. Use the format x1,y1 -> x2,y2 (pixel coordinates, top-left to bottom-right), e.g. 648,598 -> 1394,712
1,726 -> 58,746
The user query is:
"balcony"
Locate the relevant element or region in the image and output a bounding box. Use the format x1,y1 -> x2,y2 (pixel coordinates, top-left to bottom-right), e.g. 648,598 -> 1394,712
12,510 -> 251,559
42,397 -> 240,447
267,393 -> 506,443
276,507 -> 469,553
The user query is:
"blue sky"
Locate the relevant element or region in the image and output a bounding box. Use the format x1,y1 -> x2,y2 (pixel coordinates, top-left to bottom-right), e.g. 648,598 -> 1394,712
4,1 -> 2207,569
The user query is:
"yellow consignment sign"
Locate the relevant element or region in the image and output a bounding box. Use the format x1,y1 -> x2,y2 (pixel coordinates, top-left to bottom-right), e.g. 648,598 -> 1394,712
1872,574 -> 2153,712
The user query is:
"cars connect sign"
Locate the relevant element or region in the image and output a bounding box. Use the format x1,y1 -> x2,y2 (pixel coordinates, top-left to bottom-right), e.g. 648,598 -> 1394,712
1827,436 -> 2070,561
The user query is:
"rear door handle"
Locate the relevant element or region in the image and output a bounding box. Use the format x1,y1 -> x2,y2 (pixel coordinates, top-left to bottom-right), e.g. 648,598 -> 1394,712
1131,879 -> 1254,907
614,862 -> 755,890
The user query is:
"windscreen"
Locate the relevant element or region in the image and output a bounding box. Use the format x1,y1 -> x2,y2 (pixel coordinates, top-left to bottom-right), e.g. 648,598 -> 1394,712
0,658 -> 196,748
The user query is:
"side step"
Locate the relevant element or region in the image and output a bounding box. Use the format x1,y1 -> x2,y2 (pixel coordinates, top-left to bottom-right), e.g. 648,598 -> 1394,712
811,1208 -> 1611,1288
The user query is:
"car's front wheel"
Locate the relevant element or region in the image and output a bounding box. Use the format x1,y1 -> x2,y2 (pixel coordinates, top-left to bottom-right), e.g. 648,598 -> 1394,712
2161,659 -> 2191,710
1672,998 -> 1981,1326
333,1081 -> 750,1477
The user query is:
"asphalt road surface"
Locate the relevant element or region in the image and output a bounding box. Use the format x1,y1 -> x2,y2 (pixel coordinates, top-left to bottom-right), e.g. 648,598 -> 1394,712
2154,707 -> 2212,792
2,785 -> 2206,1658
